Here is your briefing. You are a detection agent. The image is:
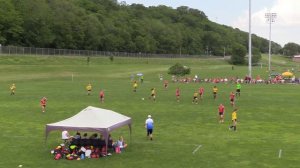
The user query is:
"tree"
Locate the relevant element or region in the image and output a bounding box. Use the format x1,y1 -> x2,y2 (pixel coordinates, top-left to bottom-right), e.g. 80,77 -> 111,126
230,43 -> 246,65
283,42 -> 300,56
0,0 -> 23,45
168,63 -> 190,76
251,47 -> 262,64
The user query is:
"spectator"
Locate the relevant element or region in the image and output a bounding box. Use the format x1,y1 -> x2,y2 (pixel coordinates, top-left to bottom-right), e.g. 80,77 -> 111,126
62,129 -> 70,143
74,132 -> 81,139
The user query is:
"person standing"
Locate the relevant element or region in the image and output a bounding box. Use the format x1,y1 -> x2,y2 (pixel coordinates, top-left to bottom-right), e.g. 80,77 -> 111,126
230,92 -> 235,107
192,91 -> 198,104
236,82 -> 241,97
213,86 -> 218,100
145,115 -> 154,140
40,97 -> 47,113
149,88 -> 156,101
86,83 -> 92,95
163,80 -> 168,89
99,89 -> 105,103
175,87 -> 180,102
229,109 -> 238,131
133,81 -> 138,92
10,83 -> 16,95
218,104 -> 225,123
199,87 -> 204,100
140,75 -> 144,84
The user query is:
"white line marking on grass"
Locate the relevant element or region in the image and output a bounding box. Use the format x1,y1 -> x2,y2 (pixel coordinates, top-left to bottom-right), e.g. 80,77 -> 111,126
278,149 -> 282,158
192,145 -> 202,154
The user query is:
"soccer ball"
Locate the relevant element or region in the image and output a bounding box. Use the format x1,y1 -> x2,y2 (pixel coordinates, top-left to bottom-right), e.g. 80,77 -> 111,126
18,165 -> 23,168
141,98 -> 145,100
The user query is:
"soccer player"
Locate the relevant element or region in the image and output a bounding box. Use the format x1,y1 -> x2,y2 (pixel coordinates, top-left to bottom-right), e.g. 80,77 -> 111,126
99,90 -> 105,103
192,91 -> 198,104
176,87 -> 180,102
149,88 -> 156,101
40,97 -> 47,113
10,83 -> 16,95
218,104 -> 225,123
164,80 -> 168,89
229,109 -> 238,131
133,81 -> 138,92
230,92 -> 235,107
213,86 -> 218,100
145,115 -> 154,140
199,87 -> 204,100
86,83 -> 92,95
236,82 -> 241,97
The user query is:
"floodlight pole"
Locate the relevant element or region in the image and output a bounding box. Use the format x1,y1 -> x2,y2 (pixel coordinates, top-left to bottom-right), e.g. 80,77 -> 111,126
265,12 -> 277,72
248,0 -> 252,78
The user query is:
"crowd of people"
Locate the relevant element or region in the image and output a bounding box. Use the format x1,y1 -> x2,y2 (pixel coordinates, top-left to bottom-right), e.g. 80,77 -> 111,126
52,130 -> 128,160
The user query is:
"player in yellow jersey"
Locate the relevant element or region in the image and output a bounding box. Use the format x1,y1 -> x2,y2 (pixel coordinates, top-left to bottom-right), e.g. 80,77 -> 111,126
213,86 -> 218,100
133,81 -> 138,92
10,83 -> 16,95
149,88 -> 156,101
86,83 -> 92,95
192,91 -> 198,104
229,108 -> 238,131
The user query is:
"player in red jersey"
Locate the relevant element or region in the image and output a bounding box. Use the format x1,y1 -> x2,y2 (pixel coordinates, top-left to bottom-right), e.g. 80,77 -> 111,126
230,92 -> 235,107
40,97 -> 47,113
199,87 -> 204,100
218,104 -> 225,123
175,88 -> 180,102
99,90 -> 105,103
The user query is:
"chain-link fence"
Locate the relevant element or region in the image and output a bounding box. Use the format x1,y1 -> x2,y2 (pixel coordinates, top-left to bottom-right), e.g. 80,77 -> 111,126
0,45 -> 225,59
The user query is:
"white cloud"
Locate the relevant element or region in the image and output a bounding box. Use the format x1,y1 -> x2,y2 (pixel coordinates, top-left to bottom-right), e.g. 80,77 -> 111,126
232,0 -> 300,46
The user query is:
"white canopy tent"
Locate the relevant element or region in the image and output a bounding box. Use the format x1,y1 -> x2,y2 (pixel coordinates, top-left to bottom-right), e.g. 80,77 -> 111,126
45,106 -> 132,151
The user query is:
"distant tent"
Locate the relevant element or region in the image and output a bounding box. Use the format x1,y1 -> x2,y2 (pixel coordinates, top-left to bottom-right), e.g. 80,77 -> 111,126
45,106 -> 132,152
282,71 -> 293,78
270,72 -> 281,77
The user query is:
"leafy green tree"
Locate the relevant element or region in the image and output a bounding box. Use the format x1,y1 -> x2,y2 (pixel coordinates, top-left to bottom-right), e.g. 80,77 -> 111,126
16,0 -> 54,47
251,47 -> 262,64
168,63 -> 191,76
231,43 -> 246,65
0,0 -> 23,45
283,42 -> 300,56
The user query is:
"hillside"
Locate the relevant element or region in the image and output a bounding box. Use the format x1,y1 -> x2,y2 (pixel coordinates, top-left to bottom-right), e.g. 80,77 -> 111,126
0,0 -> 282,55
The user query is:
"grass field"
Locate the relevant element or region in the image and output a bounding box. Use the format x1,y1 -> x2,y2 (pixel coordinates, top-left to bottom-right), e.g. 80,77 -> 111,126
0,55 -> 299,168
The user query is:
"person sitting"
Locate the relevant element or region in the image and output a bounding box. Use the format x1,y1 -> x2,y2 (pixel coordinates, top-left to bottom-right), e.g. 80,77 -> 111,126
82,133 -> 88,139
74,132 -> 81,139
115,136 -> 127,153
62,129 -> 70,143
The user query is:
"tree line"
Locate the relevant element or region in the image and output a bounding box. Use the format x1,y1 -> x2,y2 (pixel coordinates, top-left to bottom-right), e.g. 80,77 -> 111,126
0,0 -> 298,60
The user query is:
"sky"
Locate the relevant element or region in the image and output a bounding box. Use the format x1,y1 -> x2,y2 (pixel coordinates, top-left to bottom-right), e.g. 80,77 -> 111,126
120,0 -> 300,47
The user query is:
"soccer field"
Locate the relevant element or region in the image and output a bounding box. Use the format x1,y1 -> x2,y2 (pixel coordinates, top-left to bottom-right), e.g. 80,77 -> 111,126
0,55 -> 299,168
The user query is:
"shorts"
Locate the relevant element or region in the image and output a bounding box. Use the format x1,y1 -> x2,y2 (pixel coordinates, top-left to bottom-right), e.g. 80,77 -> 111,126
87,90 -> 91,92
199,92 -> 203,96
100,95 -> 104,99
230,99 -> 234,102
193,96 -> 198,100
232,119 -> 237,122
213,92 -> 217,95
151,94 -> 155,97
41,105 -> 46,107
147,129 -> 153,135
236,89 -> 240,92
219,112 -> 224,115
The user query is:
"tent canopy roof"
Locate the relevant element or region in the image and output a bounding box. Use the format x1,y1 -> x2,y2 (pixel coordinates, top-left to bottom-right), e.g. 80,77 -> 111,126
46,106 -> 132,137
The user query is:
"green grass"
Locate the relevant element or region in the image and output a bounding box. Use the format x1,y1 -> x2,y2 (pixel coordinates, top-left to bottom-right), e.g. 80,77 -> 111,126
0,54 -> 299,168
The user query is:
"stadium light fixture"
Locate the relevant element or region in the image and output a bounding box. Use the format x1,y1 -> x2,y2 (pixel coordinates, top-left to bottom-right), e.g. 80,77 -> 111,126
265,12 -> 277,72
